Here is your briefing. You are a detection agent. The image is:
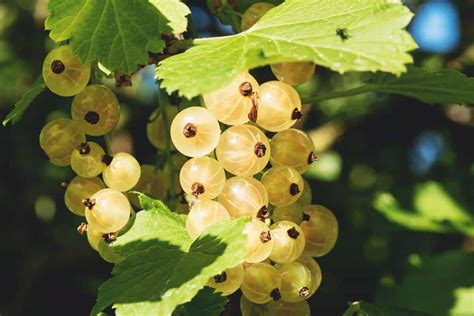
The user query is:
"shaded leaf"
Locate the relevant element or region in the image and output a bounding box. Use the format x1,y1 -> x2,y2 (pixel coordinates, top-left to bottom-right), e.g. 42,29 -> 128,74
173,287 -> 227,316
92,217 -> 249,316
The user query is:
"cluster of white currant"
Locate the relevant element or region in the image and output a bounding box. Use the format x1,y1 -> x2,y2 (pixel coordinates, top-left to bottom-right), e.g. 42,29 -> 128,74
169,67 -> 338,314
39,45 -> 141,262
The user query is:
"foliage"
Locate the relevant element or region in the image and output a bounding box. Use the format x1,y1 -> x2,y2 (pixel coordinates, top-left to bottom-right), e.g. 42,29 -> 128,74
343,301 -> 432,316
158,0 -> 417,98
92,194 -> 249,316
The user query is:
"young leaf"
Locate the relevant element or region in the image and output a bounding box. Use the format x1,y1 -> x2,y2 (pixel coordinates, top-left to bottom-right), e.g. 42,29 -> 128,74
112,193 -> 191,254
343,301 -> 432,316
3,76 -> 45,126
158,0 -> 417,98
92,217 -> 249,316
45,0 -> 189,74
173,287 -> 228,316
369,66 -> 474,104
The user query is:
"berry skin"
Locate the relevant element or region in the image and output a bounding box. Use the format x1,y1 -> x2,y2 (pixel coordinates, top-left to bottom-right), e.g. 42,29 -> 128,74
272,203 -> 304,224
275,262 -> 313,303
267,300 -> 311,316
256,81 -> 302,132
261,166 -> 304,206
64,176 -> 105,216
240,262 -> 282,304
216,124 -> 270,176
269,221 -> 305,263
295,255 -> 322,297
39,118 -> 86,166
208,264 -> 244,296
298,179 -> 312,206
203,72 -> 259,125
270,129 -> 317,174
186,200 -> 230,240
85,188 -> 131,233
241,2 -> 275,31
300,205 -> 338,257
271,62 -> 316,86
70,142 -> 106,178
71,85 -> 120,136
98,238 -> 125,264
243,219 -> 273,263
147,106 -> 178,150
179,157 -> 226,200
170,106 -> 221,157
129,165 -> 169,208
102,152 -> 141,192
42,45 -> 91,97
218,176 -> 269,219
86,225 -> 104,251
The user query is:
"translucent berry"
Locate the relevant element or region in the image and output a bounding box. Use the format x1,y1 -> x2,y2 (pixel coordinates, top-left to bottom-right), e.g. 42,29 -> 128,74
71,85 -> 120,136
243,219 -> 273,263
64,176 -> 105,216
85,188 -> 131,233
216,124 -> 270,176
300,205 -> 338,257
70,142 -> 106,178
240,262 -> 282,304
208,264 -> 244,296
186,200 -> 230,240
42,45 -> 91,97
203,72 -> 259,125
170,106 -> 221,157
102,152 -> 141,192
261,166 -> 304,206
241,2 -> 275,31
147,106 -> 178,150
256,81 -> 302,132
39,118 -> 86,166
271,62 -> 316,86
269,221 -> 305,263
180,157 -> 226,200
275,262 -> 312,302
270,129 -> 316,174
218,176 -> 268,219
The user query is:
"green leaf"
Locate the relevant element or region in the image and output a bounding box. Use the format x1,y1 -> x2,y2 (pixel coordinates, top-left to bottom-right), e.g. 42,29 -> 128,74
158,0 -> 416,98
3,76 -> 45,126
375,251 -> 474,315
45,0 -> 187,73
302,66 -> 474,105
343,301 -> 433,316
173,287 -> 227,316
150,0 -> 190,34
373,184 -> 474,235
92,217 -> 249,316
369,66 -> 474,104
112,193 -> 191,254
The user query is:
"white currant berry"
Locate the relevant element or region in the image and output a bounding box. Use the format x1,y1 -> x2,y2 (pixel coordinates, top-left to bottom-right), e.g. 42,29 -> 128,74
179,157 -> 226,200
269,220 -> 305,263
256,81 -> 302,132
203,72 -> 259,125
300,205 -> 338,257
170,106 -> 221,157
261,166 -> 304,206
216,124 -> 270,176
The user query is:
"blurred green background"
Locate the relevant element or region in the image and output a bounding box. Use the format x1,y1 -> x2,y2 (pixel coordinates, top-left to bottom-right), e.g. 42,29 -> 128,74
1,0 -> 473,315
